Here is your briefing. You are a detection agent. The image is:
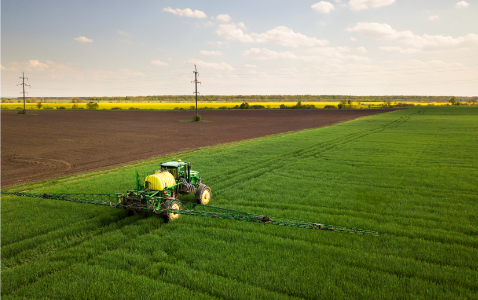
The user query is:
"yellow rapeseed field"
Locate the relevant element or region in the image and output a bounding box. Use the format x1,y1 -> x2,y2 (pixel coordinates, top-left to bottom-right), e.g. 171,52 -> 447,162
0,101 -> 453,110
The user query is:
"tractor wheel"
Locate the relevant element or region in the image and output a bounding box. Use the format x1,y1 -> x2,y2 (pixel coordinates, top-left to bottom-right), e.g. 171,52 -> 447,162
196,184 -> 212,205
163,200 -> 181,223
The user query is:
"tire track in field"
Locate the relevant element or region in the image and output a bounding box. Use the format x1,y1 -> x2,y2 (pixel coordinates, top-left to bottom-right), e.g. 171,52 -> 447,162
105,224 -> 307,300
178,217 -> 478,274
232,198 -> 478,249
1,212 -> 141,270
210,111 -> 414,192
95,258 -> 301,300
2,216 -> 161,295
178,220 -> 478,296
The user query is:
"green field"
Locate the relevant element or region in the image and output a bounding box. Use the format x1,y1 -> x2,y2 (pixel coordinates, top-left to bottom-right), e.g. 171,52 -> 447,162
2,106 -> 477,299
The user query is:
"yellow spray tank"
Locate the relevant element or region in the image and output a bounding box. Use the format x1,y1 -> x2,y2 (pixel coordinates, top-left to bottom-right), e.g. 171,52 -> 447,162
144,170 -> 176,191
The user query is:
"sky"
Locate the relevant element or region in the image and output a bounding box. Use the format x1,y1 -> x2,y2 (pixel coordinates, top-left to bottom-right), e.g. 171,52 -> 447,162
1,0 -> 477,97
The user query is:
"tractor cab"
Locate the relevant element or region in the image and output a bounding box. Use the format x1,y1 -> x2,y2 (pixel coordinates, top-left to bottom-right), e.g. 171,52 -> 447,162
159,161 -> 188,179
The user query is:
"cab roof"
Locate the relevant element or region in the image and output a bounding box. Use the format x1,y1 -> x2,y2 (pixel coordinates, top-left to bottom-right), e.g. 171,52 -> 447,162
160,161 -> 187,168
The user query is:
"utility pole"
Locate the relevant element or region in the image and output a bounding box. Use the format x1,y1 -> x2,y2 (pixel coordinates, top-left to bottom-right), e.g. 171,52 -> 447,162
18,72 -> 31,114
192,65 -> 201,120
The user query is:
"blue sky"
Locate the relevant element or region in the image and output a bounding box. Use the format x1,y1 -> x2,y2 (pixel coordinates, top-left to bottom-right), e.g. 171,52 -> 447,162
1,0 -> 477,97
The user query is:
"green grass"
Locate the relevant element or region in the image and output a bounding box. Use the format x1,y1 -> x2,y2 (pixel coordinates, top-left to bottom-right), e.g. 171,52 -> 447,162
2,106 -> 477,299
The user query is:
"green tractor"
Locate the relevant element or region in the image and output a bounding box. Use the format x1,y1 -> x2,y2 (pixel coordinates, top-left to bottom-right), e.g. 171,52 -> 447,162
123,160 -> 211,222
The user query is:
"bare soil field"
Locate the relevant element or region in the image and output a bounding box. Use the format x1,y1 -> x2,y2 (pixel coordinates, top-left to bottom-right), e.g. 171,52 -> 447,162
1,109 -> 396,187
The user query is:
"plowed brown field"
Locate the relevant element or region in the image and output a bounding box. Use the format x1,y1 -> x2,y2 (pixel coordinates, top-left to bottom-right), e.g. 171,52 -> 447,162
1,109 -> 397,187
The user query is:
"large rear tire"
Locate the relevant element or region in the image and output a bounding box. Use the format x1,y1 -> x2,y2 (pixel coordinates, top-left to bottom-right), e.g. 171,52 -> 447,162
196,184 -> 212,205
163,200 -> 181,223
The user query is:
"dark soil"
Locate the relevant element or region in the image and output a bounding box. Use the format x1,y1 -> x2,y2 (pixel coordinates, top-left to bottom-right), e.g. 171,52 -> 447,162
1,109 -> 397,187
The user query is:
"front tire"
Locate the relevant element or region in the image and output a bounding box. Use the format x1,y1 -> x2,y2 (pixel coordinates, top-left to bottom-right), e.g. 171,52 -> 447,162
163,200 -> 181,223
196,184 -> 212,205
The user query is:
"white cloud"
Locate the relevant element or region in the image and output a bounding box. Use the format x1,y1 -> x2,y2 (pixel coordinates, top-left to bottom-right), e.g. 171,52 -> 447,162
428,15 -> 439,21
237,22 -> 246,29
29,60 -> 49,70
242,48 -> 298,60
242,47 -> 370,63
119,39 -> 134,44
200,50 -> 224,56
379,46 -> 420,53
357,46 -> 367,53
151,60 -> 168,66
346,22 -> 478,51
311,2 -> 335,13
74,36 -> 93,43
244,64 -> 257,68
216,24 -> 328,47
163,7 -> 207,18
456,1 -> 469,9
186,58 -> 234,70
216,24 -> 255,43
306,47 -> 371,62
118,30 -> 129,36
1,64 -> 6,70
350,37 -> 357,41
216,14 -> 231,22
348,0 -> 396,11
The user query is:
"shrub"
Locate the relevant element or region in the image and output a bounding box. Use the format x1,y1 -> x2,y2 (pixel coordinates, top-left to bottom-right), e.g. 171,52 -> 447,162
239,102 -> 249,109
111,107 -> 122,110
86,102 -> 99,109
194,114 -> 201,122
36,102 -> 43,109
190,105 -> 195,110
324,105 -> 337,109
249,105 -> 265,109
71,104 -> 79,109
57,106 -> 66,110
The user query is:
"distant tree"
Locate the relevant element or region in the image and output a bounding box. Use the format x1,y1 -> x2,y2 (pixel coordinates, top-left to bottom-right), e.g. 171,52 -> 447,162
36,102 -> 43,109
71,97 -> 83,103
449,97 -> 456,105
86,102 -> 99,109
339,99 -> 347,109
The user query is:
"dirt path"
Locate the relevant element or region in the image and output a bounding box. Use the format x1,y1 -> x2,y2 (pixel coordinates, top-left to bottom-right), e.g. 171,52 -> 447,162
1,109 -> 397,187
